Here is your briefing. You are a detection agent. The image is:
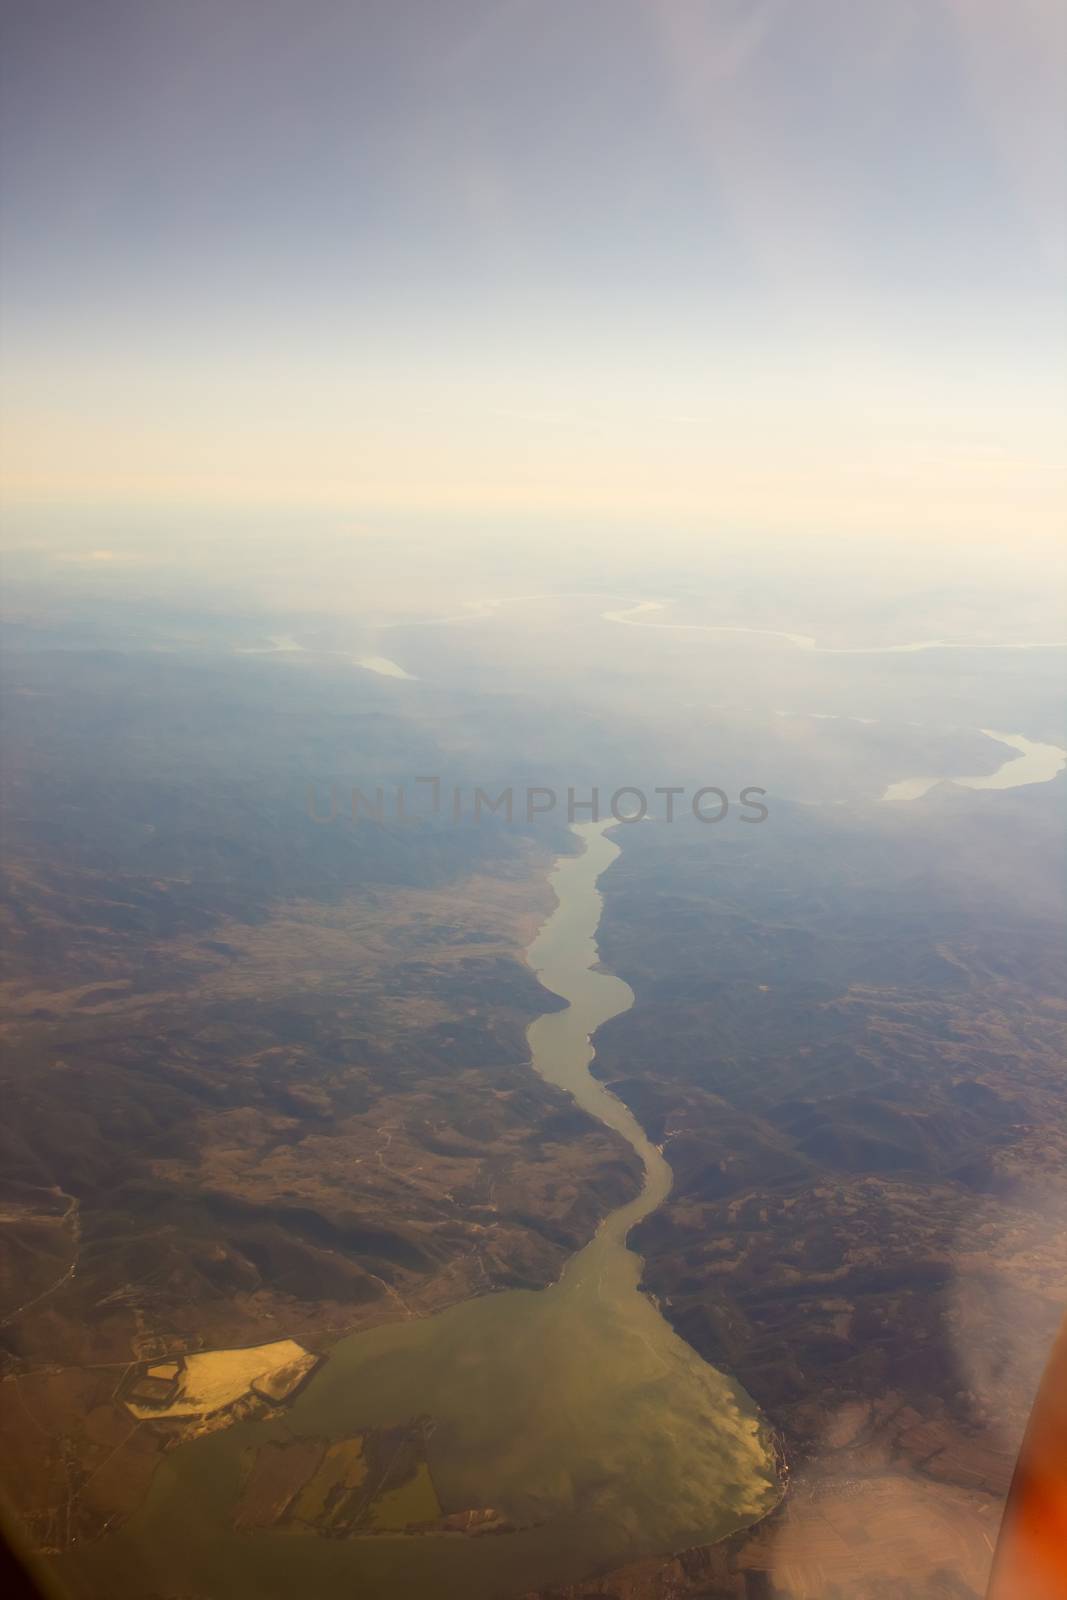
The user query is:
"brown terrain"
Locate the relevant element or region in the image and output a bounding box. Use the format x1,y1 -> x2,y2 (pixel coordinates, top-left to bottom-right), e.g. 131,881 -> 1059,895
0,648 -> 641,1555
546,788 -> 1066,1599
0,847 -> 640,1549
2,632 -> 1064,1599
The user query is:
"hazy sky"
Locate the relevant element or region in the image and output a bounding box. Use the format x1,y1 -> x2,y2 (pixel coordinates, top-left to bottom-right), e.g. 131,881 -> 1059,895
2,1 -> 1064,543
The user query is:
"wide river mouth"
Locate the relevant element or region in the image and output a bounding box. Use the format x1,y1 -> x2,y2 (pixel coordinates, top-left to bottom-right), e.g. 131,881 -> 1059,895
55,821 -> 778,1600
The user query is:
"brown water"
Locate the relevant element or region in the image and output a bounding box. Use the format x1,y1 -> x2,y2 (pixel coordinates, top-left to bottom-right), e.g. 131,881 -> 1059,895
55,821 -> 778,1600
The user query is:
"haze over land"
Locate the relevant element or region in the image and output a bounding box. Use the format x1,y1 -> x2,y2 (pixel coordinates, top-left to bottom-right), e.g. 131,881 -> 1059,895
2,539 -> 1065,1596
2,2 -> 1065,1597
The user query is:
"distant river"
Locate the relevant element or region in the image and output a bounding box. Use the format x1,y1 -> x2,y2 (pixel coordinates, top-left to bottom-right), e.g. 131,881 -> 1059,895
602,600 -> 1067,655
881,730 -> 1067,803
56,823 -> 778,1600
355,654 -> 417,679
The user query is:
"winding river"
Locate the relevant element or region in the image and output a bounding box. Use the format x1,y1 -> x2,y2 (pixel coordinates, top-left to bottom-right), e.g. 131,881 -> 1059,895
56,822 -> 777,1600
881,729 -> 1067,802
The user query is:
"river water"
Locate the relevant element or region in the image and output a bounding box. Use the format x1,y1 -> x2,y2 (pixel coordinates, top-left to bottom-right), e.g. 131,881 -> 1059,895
881,730 -> 1067,803
56,821 -> 777,1600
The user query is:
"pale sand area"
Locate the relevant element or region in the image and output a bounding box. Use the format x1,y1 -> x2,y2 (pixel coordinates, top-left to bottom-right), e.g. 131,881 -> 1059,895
126,1340 -> 317,1419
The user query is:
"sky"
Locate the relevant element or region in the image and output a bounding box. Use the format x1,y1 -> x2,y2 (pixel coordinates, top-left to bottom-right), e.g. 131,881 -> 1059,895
1,0 -> 1064,548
